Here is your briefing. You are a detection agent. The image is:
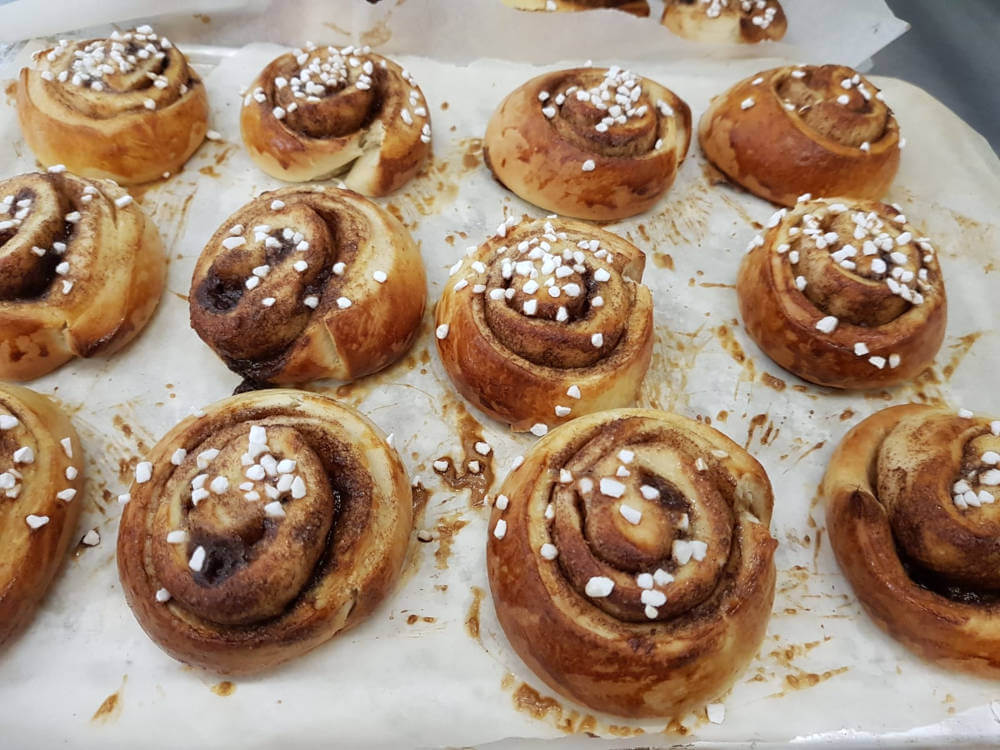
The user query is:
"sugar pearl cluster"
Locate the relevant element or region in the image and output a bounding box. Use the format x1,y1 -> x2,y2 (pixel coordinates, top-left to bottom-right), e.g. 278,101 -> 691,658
537,65 -> 670,170
247,43 -> 431,144
147,424 -> 309,602
0,414 -> 77,530
36,26 -> 183,108
701,0 -> 777,28
952,417 -> 1000,510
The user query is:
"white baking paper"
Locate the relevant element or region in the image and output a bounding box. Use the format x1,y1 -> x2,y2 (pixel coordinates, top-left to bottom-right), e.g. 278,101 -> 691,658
0,31 -> 999,750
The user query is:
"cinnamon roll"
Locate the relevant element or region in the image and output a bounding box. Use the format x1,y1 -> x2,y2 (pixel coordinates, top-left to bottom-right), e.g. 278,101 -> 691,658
737,197 -> 946,389
435,216 -> 653,433
240,43 -> 432,195
0,170 -> 167,381
487,409 -> 776,717
484,66 -> 691,220
662,0 -> 786,43
189,186 -> 426,385
17,26 -> 209,185
0,383 -> 84,646
823,405 -> 1000,675
502,0 -> 651,14
116,389 -> 412,673
699,65 -> 901,206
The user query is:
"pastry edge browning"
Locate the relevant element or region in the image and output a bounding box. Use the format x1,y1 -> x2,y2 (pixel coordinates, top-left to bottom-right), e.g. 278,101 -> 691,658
698,69 -> 900,207
116,389 -> 413,674
16,68 -> 209,186
0,384 -> 84,648
822,404 -> 1000,677
484,70 -> 691,221
487,409 -> 777,717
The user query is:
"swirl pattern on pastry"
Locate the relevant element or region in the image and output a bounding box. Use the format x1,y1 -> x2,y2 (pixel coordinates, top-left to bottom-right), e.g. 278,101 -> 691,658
484,66 -> 691,220
661,0 -> 786,43
487,409 -> 776,717
240,43 -> 432,194
117,389 -> 412,673
737,197 -> 946,389
435,215 -> 653,433
189,186 -> 426,385
699,65 -> 901,206
17,26 -> 209,185
502,0 -> 650,14
823,405 -> 1000,675
0,383 -> 84,646
0,170 -> 167,381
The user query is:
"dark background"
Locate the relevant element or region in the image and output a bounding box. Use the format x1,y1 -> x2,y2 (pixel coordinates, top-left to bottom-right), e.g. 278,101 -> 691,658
873,0 -> 998,151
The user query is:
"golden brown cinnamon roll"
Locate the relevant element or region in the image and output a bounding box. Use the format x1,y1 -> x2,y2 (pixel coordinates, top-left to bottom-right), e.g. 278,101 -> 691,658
0,383 -> 84,646
435,216 -> 653,433
17,26 -> 209,185
240,43 -> 432,195
117,389 -> 412,673
488,409 -> 776,716
503,0 -> 650,14
699,65 -> 901,206
0,170 -> 166,381
737,197 -> 946,389
662,0 -> 786,43
484,66 -> 691,220
823,405 -> 1000,675
189,186 -> 426,385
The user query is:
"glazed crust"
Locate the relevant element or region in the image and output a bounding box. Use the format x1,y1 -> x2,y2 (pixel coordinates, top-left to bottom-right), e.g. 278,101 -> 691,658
699,65 -> 900,206
823,405 -> 1000,676
737,198 -> 946,389
484,68 -> 691,220
240,46 -> 431,195
116,389 -> 413,674
17,30 -> 208,185
487,409 -> 776,717
0,171 -> 167,381
435,216 -> 653,432
503,0 -> 650,14
189,186 -> 426,384
0,383 -> 84,647
661,0 -> 786,44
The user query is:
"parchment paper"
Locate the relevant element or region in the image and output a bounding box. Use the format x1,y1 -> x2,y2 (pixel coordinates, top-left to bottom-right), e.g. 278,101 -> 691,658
0,30 -> 999,750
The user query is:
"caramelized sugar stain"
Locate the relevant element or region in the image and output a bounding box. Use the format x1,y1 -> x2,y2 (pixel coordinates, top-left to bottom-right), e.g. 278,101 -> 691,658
433,511 -> 468,570
642,181 -> 714,248
639,324 -> 709,413
718,191 -> 760,229
211,681 -> 235,697
698,280 -> 735,289
662,718 -> 690,736
172,291 -> 189,303
465,586 -> 485,640
744,413 -> 779,448
790,440 -> 825,469
4,80 -> 16,105
393,138 -> 483,221
404,613 -> 436,625
432,401 -> 495,508
199,165 -> 221,178
839,408 -> 855,421
940,330 -> 984,379
91,675 -> 127,723
760,372 -> 786,391
508,682 -> 598,735
653,253 -> 674,270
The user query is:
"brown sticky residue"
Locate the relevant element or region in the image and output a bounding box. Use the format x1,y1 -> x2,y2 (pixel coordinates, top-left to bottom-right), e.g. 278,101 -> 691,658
194,13 -> 211,23
91,675 -> 126,724
716,410 -> 729,422
506,682 -> 597,735
440,101 -> 449,110
715,323 -> 746,364
405,614 -> 436,625
780,667 -> 849,693
412,480 -> 430,523
699,280 -> 736,289
433,511 -> 468,569
501,672 -> 516,690
4,80 -> 16,106
760,372 -> 786,391
406,613 -> 419,624
465,586 -> 485,640
607,725 -> 645,737
172,291 -> 189,303
812,528 -> 824,572
653,253 -> 674,270
198,165 -> 221,178
745,413 -> 779,448
791,441 -> 825,468
662,718 -> 690,736
643,179 -> 714,247
432,401 -> 495,507
211,681 -> 235,697
839,408 -> 855,421
941,331 -> 984,379
394,138 -> 482,220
